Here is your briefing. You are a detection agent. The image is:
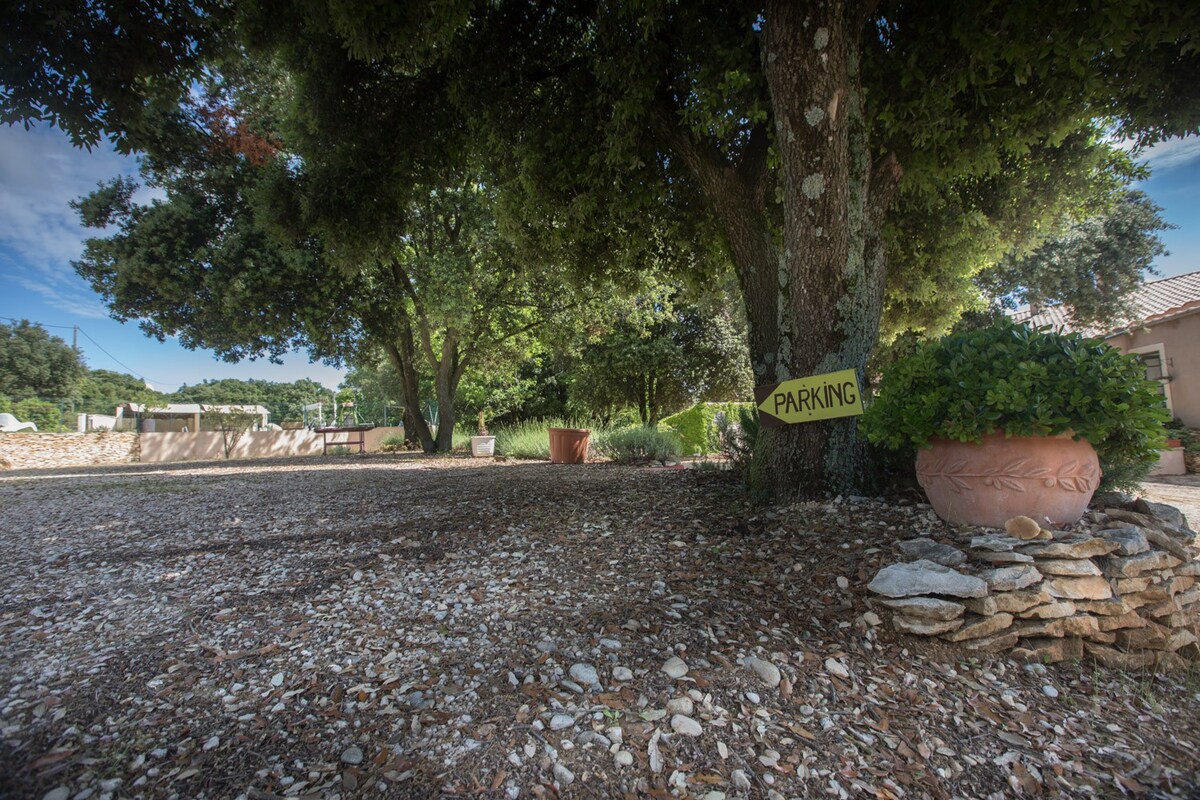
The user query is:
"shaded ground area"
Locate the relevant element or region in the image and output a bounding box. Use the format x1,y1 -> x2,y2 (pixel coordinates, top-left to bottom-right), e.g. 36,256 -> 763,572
1,456 -> 1199,799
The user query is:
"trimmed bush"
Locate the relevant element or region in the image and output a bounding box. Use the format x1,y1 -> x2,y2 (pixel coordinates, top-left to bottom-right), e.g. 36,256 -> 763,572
595,427 -> 682,464
659,401 -> 755,456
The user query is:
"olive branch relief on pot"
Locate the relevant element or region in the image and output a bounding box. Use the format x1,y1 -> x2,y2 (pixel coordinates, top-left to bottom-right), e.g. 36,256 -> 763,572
916,457 -> 1099,494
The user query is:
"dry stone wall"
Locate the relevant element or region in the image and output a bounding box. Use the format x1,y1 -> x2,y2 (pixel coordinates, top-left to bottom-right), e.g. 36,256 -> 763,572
868,498 -> 1200,668
0,432 -> 140,470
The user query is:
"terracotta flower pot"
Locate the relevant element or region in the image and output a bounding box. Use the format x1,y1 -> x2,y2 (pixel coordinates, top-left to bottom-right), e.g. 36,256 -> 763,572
915,432 -> 1100,528
548,427 -> 590,464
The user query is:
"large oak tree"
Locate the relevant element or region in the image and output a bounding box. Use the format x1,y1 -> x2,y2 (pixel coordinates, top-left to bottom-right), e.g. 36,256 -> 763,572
6,0 -> 1198,495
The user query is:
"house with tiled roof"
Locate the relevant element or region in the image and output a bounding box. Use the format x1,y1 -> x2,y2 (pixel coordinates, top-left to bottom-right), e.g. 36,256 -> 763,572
1010,269 -> 1200,427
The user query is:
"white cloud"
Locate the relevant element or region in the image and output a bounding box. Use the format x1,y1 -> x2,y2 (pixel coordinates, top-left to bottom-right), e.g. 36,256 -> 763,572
1134,134 -> 1200,172
0,124 -> 140,317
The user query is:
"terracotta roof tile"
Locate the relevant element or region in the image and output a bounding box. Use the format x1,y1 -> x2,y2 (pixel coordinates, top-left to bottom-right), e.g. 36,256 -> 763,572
1008,269 -> 1200,338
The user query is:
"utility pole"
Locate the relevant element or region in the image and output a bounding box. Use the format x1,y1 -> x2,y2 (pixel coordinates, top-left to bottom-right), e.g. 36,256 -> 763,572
73,324 -> 78,352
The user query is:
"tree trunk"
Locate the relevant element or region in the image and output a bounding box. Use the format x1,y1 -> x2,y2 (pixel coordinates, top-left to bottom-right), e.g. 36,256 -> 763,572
383,327 -> 435,452
431,331 -> 462,453
738,1 -> 904,499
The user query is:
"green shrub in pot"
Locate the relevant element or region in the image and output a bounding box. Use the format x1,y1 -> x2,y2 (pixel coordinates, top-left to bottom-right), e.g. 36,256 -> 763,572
860,319 -> 1168,492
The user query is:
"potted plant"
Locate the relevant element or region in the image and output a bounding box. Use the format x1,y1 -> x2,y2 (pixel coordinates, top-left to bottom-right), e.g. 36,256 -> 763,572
471,410 -> 496,457
861,319 -> 1167,527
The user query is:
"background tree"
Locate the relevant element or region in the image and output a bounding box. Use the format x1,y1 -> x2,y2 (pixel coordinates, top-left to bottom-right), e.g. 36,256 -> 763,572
76,369 -> 167,415
0,320 -> 86,401
170,378 -> 333,425
70,87 -> 580,452
570,289 -> 752,427
975,190 -> 1173,327
203,407 -> 259,458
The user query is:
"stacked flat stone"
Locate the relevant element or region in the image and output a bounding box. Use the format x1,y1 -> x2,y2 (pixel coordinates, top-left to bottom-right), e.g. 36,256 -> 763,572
0,432 -> 140,470
868,499 -> 1200,667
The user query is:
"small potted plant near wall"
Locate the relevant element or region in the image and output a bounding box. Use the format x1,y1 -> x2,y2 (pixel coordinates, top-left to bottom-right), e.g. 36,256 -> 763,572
861,319 -> 1167,528
471,411 -> 496,458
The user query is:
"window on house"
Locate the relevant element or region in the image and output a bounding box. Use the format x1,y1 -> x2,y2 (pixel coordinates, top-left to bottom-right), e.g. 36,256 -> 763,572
1131,346 -> 1172,412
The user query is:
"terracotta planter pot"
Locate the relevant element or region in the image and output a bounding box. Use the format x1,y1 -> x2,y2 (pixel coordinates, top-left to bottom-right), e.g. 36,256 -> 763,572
915,432 -> 1100,528
548,427 -> 590,464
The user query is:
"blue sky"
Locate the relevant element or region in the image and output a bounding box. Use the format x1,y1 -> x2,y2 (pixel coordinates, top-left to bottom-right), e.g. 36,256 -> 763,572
1,123 -> 1198,392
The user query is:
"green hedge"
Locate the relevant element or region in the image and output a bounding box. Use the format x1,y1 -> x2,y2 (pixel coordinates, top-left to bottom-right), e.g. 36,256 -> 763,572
659,401 -> 755,456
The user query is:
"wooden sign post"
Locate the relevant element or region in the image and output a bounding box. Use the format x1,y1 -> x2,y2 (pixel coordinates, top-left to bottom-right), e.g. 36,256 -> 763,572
753,368 -> 864,428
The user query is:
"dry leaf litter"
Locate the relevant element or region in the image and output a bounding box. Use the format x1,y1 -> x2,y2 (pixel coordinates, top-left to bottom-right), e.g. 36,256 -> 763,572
1,456 -> 1198,799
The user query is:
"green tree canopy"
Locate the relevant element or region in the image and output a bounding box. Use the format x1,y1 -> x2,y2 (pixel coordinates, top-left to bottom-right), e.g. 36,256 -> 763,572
71,91 -> 586,451
76,369 -> 167,415
570,288 -> 752,427
10,0 -> 1200,495
975,190 -> 1173,327
0,320 -> 86,400
168,378 -> 334,424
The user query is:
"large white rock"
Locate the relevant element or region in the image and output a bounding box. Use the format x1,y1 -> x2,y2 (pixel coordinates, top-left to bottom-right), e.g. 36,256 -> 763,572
662,656 -> 689,679
743,656 -> 781,688
868,560 -> 988,599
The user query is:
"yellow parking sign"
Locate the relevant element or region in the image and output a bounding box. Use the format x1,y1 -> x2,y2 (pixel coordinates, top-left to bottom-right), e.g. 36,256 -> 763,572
754,369 -> 864,427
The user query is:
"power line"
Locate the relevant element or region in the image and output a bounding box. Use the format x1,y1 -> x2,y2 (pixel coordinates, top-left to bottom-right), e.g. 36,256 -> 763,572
2,316 -> 182,389
74,328 -> 180,388
0,315 -> 74,330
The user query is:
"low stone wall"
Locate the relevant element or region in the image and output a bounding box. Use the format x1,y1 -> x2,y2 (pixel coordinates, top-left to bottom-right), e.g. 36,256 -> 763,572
868,499 -> 1199,668
0,432 -> 140,470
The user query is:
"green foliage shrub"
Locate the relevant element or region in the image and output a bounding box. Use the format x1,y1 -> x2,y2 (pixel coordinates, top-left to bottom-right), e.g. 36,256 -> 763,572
13,398 -> 67,432
378,434 -> 407,453
495,418 -> 596,460
660,401 -> 756,456
452,427 -> 473,452
861,319 -> 1168,492
595,427 -> 682,464
716,405 -> 759,483
1165,418 -> 1200,455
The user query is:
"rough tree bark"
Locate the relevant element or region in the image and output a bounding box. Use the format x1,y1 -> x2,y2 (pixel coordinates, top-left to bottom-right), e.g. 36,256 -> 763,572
657,1 -> 902,499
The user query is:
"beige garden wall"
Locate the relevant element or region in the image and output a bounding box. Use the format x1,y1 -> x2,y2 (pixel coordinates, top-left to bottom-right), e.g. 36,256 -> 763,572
1107,312 -> 1200,427
139,426 -> 404,463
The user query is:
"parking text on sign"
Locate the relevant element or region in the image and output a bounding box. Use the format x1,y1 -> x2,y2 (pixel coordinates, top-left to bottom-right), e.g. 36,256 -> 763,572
753,368 -> 865,427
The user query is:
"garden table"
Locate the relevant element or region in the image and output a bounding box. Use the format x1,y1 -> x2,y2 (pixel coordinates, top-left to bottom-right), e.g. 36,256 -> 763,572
314,424 -> 374,454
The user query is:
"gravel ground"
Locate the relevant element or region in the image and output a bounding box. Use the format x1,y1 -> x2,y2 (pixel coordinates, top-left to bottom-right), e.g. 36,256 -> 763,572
2,455 -> 1200,799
